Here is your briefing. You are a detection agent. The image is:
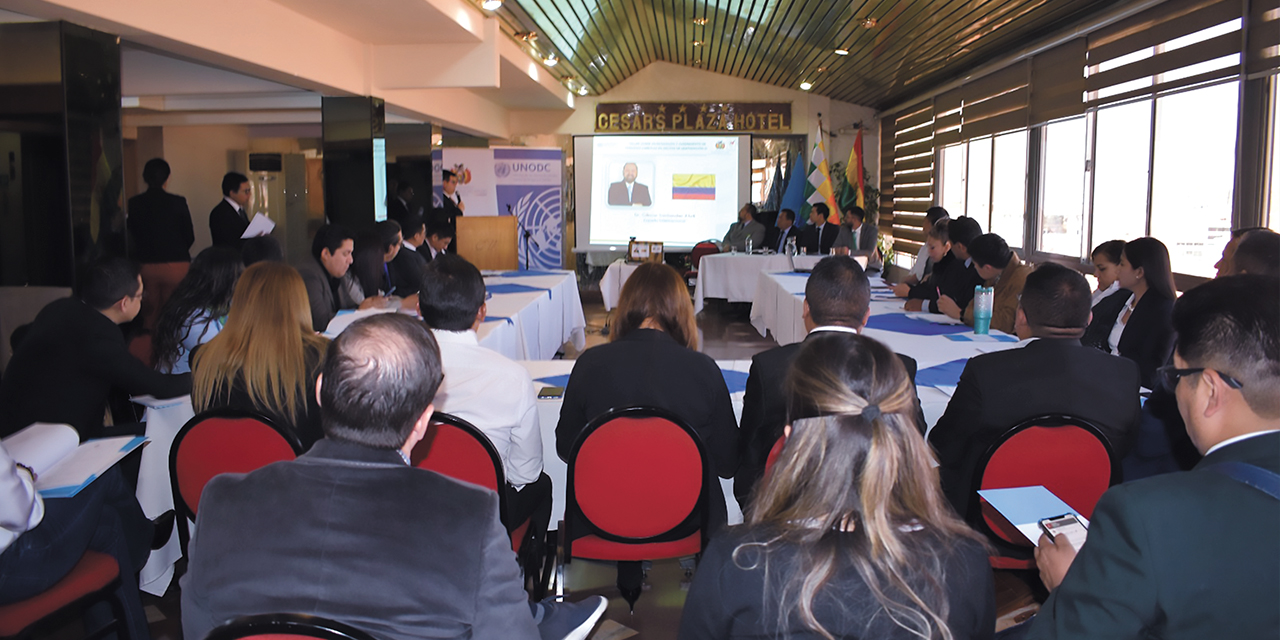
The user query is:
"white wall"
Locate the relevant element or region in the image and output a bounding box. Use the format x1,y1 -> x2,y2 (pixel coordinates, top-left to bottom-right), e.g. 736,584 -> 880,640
160,125 -> 250,254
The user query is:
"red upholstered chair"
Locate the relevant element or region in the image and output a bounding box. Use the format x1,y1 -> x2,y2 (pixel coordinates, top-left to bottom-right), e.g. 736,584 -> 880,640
968,415 -> 1120,570
409,412 -> 534,556
205,613 -> 377,640
170,409 -> 303,554
763,434 -> 786,478
0,551 -> 124,640
684,241 -> 721,287
560,406 -> 711,607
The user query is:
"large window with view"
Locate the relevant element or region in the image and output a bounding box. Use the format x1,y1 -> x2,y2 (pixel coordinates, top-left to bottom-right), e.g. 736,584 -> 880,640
1037,117 -> 1089,258
1091,100 -> 1152,247
935,130 -> 1028,246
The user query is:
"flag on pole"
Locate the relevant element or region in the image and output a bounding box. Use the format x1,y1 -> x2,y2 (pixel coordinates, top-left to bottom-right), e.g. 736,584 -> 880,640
848,127 -> 866,209
780,151 -> 806,216
803,123 -> 840,224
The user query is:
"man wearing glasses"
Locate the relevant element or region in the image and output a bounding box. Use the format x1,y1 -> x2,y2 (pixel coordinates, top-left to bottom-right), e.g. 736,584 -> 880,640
210,172 -> 254,249
1030,274 -> 1280,639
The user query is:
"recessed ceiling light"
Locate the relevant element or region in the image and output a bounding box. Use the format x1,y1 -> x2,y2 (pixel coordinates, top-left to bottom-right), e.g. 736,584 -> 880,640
692,40 -> 703,46
544,53 -> 558,66
817,66 -> 827,73
834,49 -> 849,56
578,86 -> 589,96
862,17 -> 877,28
692,17 -> 707,25
481,0 -> 502,10
800,81 -> 813,91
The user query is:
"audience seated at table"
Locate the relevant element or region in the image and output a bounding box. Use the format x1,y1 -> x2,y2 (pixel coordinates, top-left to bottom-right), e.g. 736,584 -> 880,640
680,332 -> 994,640
903,206 -> 950,286
298,224 -> 381,332
0,441 -> 156,640
556,262 -> 739,525
391,213 -> 429,295
151,247 -> 243,375
833,205 -> 877,253
737,255 -> 921,510
1231,228 -> 1279,277
182,314 -> 607,640
1025,275 -> 1280,639
0,257 -> 191,440
418,255 -> 552,541
419,222 -> 454,263
906,216 -> 986,315
764,208 -> 797,254
240,235 -> 284,266
895,218 -> 953,304
350,220 -> 405,300
722,203 -> 765,252
1083,237 -> 1176,389
798,203 -> 839,255
1089,240 -> 1124,307
929,263 -> 1141,521
192,262 -> 328,449
936,233 -> 1032,334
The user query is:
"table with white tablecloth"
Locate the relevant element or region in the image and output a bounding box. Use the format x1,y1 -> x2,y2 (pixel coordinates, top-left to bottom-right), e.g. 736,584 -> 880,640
599,261 -> 641,311
693,253 -> 794,313
133,395 -> 195,596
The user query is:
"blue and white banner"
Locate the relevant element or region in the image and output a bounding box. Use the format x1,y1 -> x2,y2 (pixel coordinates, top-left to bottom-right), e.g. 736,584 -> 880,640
494,147 -> 563,270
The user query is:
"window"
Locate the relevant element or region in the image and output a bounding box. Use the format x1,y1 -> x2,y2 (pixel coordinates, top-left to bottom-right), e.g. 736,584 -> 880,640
965,137 -> 993,226
1091,99 -> 1153,248
1149,81 -> 1239,277
991,130 -> 1028,244
1038,117 -> 1089,257
1270,77 -> 1280,231
939,143 -> 966,216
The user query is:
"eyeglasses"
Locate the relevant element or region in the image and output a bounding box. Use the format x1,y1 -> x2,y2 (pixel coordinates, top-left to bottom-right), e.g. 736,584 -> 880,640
1156,365 -> 1244,392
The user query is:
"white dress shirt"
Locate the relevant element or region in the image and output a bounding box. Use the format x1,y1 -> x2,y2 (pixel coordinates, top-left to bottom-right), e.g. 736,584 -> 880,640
909,243 -> 931,280
432,329 -> 542,488
1091,281 -> 1120,307
223,196 -> 245,219
0,442 -> 43,554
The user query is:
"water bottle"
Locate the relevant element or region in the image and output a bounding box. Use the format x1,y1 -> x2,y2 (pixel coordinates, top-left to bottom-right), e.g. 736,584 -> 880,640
744,236 -> 753,254
786,236 -> 797,257
973,285 -> 994,335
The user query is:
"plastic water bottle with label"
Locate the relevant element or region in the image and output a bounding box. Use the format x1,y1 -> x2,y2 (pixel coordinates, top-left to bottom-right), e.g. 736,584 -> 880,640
973,285 -> 994,335
786,236 -> 797,256
745,236 -> 753,254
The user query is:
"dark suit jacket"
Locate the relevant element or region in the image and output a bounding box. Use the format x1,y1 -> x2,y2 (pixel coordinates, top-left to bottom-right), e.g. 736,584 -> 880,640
1082,288 -> 1175,389
209,199 -> 249,249
0,298 -> 190,439
1028,432 -> 1280,639
181,438 -> 539,640
389,247 -> 427,297
799,223 -> 839,255
911,254 -> 985,315
298,258 -> 339,332
126,188 -> 194,263
765,225 -> 797,254
734,331 -> 921,508
386,197 -> 411,225
606,181 -> 651,206
928,337 -> 1142,521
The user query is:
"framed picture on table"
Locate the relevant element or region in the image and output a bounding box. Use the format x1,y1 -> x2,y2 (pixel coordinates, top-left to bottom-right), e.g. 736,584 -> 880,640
628,240 -> 664,264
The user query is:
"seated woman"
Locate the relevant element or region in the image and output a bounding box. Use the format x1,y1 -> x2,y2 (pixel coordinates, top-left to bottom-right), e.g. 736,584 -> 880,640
897,218 -> 954,304
152,246 -> 243,374
192,262 -> 329,449
556,261 -> 738,520
679,332 -> 994,640
1083,237 -> 1177,389
1090,239 -> 1124,307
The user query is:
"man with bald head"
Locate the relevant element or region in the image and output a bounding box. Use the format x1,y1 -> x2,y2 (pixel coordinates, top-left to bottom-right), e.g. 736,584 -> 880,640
607,162 -> 651,206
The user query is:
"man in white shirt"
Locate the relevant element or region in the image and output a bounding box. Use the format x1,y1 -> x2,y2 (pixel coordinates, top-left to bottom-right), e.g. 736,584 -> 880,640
418,255 -> 551,549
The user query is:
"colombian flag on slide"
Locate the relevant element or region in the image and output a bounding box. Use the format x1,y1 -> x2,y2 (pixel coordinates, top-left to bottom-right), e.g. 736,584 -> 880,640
672,174 -> 716,200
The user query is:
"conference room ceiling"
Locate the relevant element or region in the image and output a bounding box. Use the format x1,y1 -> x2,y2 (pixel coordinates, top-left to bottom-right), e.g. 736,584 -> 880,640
498,0 -> 1118,108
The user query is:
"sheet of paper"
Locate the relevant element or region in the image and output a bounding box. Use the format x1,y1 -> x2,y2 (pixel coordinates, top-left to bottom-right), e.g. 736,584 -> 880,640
933,385 -> 957,397
37,436 -> 147,498
240,213 -> 276,239
321,307 -> 398,338
905,312 -> 966,325
3,423 -> 79,477
131,394 -> 191,410
977,486 -> 1089,546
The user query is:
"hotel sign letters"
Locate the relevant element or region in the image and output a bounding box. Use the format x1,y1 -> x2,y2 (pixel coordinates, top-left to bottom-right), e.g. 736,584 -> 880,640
595,102 -> 791,133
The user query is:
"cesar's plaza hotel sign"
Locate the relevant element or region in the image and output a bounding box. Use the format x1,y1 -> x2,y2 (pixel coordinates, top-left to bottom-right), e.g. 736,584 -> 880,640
595,102 -> 791,133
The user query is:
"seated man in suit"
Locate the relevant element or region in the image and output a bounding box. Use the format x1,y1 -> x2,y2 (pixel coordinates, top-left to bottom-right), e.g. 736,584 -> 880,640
418,255 -> 552,548
606,162 -> 651,206
209,172 -> 253,249
1029,274 -> 1280,639
721,203 -> 765,251
298,224 -> 384,332
833,205 -> 877,254
420,222 -> 454,263
928,263 -> 1141,521
387,180 -> 414,225
765,208 -> 798,254
735,255 -> 922,509
390,215 -> 428,298
1231,229 -> 1279,277
0,257 -> 191,439
905,215 -> 985,314
798,203 -> 839,255
937,233 -> 1033,334
181,313 -> 606,640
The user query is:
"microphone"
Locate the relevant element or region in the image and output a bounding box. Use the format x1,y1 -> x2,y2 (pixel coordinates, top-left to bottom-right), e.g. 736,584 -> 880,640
509,204 -> 540,249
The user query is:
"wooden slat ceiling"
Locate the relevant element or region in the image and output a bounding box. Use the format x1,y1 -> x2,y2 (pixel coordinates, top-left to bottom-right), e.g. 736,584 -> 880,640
496,0 -> 1118,109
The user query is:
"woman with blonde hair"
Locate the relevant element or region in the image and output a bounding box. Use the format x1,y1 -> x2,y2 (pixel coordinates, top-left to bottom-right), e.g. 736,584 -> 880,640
192,261 -> 330,448
680,332 -> 994,640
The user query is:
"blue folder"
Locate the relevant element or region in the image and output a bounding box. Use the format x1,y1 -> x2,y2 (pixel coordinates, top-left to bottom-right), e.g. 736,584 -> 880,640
487,283 -> 551,296
914,358 -> 970,388
865,314 -> 973,336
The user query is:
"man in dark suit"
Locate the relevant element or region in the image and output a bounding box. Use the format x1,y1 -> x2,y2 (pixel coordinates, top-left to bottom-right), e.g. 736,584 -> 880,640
420,223 -> 454,263
127,158 -> 194,264
181,314 -> 607,640
606,162 -> 651,206
209,172 -> 252,249
735,255 -> 921,508
798,203 -> 839,255
0,258 -> 191,439
437,169 -> 465,223
391,214 -> 428,296
387,181 -> 414,225
764,208 -> 797,254
1029,275 -> 1280,639
928,263 -> 1142,521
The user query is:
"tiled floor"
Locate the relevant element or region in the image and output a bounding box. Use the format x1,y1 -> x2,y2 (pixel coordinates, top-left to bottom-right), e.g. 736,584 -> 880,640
31,294 -> 1038,640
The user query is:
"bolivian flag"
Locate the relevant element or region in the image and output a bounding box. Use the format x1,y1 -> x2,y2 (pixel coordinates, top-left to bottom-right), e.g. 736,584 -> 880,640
672,174 -> 716,200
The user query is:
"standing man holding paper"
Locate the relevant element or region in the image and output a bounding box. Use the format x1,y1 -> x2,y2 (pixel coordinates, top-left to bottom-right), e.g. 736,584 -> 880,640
210,172 -> 265,249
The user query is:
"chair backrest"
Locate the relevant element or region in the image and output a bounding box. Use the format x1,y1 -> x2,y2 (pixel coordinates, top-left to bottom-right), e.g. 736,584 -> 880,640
410,412 -> 503,493
567,406 -> 709,542
170,409 -> 303,519
970,415 -> 1120,545
205,613 -> 378,640
763,434 -> 786,477
689,242 -> 720,270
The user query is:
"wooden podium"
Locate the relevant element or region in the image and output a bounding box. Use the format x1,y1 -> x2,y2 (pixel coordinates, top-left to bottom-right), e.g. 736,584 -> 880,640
455,216 -> 518,271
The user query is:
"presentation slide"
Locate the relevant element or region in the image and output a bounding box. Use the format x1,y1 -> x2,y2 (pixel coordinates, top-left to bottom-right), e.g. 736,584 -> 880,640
574,134 -> 751,251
